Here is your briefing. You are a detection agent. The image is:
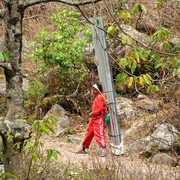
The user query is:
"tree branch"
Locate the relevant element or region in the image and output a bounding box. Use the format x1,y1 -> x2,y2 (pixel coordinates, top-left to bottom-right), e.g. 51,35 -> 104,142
119,24 -> 180,56
102,0 -> 179,56
23,0 -> 102,9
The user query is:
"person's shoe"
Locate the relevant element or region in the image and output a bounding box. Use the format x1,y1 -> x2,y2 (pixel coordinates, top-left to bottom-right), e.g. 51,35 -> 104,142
76,148 -> 87,154
99,148 -> 106,157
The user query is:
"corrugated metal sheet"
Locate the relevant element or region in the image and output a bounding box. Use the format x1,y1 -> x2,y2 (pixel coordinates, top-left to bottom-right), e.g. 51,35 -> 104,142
90,17 -> 123,155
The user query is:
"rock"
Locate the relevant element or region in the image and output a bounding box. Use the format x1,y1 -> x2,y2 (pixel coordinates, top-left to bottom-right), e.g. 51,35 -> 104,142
170,37 -> 180,46
116,97 -> 136,120
145,124 -> 179,151
150,153 -> 178,167
67,135 -> 82,144
128,124 -> 179,153
137,94 -> 148,100
127,139 -> 146,153
43,104 -> 70,136
134,96 -> 159,112
22,77 -> 30,91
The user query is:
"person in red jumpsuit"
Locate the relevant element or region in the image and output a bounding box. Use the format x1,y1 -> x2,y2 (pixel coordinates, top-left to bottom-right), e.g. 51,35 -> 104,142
77,83 -> 107,157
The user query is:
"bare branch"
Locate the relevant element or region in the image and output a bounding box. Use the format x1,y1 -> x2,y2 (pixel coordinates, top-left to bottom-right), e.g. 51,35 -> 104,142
23,0 -> 102,9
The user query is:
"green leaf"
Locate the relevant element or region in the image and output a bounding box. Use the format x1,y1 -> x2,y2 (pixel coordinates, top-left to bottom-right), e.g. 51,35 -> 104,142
140,4 -> 147,13
147,85 -> 160,93
47,149 -> 53,161
121,35 -> 127,45
143,74 -> 152,85
14,142 -> 22,150
151,26 -> 170,43
7,135 -> 13,143
30,8 -> 89,96
131,63 -> 136,74
132,3 -> 147,14
132,4 -> 140,14
115,73 -> 128,84
154,63 -> 162,69
173,68 -> 180,78
119,58 -> 128,69
144,65 -> 153,71
127,58 -> 132,68
135,51 -> 140,63
107,25 -> 115,35
119,10 -> 132,20
32,146 -> 38,162
52,150 -> 59,160
23,141 -> 33,152
47,149 -> 60,161
139,76 -> 145,86
128,77 -> 133,88
39,121 -> 49,134
31,120 -> 37,131
139,48 -> 148,61
0,52 -> 4,61
173,69 -> 177,76
162,42 -> 170,51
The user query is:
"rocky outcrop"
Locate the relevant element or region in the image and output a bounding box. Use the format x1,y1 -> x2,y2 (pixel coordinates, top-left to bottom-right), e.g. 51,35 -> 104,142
128,124 -> 179,154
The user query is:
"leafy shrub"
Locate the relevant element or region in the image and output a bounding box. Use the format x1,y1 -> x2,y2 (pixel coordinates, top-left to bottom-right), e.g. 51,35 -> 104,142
24,79 -> 47,114
30,9 -> 89,96
108,3 -> 180,94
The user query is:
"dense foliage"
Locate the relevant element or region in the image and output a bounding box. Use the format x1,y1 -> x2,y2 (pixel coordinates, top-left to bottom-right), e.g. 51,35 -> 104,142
30,9 -> 89,95
26,9 -> 92,115
107,2 -> 180,94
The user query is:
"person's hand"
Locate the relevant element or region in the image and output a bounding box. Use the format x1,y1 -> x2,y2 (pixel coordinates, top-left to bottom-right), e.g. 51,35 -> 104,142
89,112 -> 93,117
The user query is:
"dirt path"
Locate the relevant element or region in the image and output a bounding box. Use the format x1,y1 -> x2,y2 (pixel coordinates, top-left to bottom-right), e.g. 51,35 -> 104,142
43,136 -> 180,180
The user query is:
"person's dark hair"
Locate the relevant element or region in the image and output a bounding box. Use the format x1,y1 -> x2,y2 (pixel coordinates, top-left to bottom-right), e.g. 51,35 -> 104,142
97,83 -> 103,92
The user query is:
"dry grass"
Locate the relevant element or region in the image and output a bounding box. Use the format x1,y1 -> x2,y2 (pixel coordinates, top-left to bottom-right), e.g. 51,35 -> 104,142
29,135 -> 180,180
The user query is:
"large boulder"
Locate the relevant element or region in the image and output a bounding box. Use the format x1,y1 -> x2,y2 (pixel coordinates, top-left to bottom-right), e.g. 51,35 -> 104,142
116,97 -> 136,120
128,124 -> 179,153
43,104 -> 70,136
145,124 -> 179,151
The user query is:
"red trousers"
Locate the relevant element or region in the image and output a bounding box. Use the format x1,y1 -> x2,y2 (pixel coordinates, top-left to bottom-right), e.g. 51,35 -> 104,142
82,116 -> 106,148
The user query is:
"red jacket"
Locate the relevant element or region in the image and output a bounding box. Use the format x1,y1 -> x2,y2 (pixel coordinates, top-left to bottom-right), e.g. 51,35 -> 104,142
92,94 -> 106,119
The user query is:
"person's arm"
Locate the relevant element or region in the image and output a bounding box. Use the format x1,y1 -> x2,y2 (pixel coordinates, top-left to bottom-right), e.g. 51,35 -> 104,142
92,95 -> 106,116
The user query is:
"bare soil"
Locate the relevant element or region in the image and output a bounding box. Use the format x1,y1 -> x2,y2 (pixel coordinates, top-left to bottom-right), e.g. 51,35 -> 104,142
43,134 -> 180,180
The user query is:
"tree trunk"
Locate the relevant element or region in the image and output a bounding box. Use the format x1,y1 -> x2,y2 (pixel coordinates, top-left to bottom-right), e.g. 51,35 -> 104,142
2,140 -> 29,178
1,1 -> 29,178
0,0 -> 102,178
